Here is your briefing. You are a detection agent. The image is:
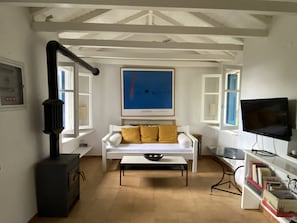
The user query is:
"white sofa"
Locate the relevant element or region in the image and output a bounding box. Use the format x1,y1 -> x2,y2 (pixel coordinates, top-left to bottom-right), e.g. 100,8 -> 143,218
101,125 -> 199,172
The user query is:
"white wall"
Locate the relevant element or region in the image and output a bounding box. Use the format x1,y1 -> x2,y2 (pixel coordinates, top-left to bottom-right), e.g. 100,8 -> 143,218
203,15 -> 297,184
0,7 -> 56,223
91,65 -> 219,155
241,16 -> 297,100
2,7 -> 297,223
239,15 -> 297,163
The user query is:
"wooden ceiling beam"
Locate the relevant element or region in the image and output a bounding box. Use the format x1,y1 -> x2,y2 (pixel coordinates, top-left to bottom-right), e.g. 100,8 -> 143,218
60,38 -> 243,51
29,7 -> 51,15
250,14 -> 273,26
83,58 -> 220,67
71,50 -> 234,61
4,0 -> 297,15
189,12 -> 244,43
32,22 -> 268,37
69,9 -> 110,22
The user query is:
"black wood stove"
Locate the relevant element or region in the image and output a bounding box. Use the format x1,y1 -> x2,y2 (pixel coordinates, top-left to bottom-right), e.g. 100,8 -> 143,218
35,41 -> 99,217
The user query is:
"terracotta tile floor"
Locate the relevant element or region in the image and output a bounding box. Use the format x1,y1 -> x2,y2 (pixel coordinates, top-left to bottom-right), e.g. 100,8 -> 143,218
31,157 -> 271,223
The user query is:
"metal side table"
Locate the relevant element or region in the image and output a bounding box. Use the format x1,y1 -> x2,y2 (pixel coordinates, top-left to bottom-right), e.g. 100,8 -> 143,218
210,147 -> 245,196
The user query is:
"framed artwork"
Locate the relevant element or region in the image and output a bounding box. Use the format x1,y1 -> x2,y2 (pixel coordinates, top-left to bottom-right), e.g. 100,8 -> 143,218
0,57 -> 25,110
121,68 -> 175,116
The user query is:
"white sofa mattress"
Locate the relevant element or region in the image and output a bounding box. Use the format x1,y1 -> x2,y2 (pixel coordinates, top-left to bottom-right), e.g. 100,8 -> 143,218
106,143 -> 193,153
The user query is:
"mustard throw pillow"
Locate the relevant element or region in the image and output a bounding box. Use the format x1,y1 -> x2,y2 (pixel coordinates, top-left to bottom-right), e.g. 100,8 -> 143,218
140,126 -> 158,143
158,125 -> 177,143
121,127 -> 141,143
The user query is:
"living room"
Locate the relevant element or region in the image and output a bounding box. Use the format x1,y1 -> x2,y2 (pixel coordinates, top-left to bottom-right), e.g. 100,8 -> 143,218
1,2 -> 297,223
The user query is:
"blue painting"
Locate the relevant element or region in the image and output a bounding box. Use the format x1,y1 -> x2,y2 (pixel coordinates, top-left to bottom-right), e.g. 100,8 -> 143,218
121,68 -> 174,116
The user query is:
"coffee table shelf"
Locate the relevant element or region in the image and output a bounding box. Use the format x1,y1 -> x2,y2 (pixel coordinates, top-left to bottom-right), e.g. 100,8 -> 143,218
120,155 -> 188,186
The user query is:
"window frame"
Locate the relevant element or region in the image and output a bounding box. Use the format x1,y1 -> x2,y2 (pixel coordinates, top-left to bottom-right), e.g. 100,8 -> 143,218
200,74 -> 222,124
220,65 -> 242,130
78,73 -> 93,129
58,62 -> 93,138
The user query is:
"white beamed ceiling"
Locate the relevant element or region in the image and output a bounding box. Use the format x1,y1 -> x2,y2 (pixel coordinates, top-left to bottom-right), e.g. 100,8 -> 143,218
3,0 -> 297,67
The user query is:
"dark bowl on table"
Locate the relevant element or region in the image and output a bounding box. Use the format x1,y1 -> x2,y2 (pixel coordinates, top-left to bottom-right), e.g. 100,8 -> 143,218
144,153 -> 164,161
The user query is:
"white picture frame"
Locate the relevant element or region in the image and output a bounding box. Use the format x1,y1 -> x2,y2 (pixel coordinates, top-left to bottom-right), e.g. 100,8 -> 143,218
121,67 -> 175,117
0,57 -> 25,110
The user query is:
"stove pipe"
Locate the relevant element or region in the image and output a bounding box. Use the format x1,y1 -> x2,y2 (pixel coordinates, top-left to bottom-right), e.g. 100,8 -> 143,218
43,40 -> 99,159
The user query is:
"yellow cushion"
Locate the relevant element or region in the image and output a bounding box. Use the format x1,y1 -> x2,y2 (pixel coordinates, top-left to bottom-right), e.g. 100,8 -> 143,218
121,127 -> 141,143
158,125 -> 177,143
140,126 -> 159,143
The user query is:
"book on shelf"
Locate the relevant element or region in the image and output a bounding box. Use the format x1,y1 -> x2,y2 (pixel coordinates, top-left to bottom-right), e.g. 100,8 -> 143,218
261,199 -> 297,217
250,162 -> 268,184
247,177 -> 263,196
248,161 -> 275,186
267,182 -> 284,191
270,190 -> 297,200
247,177 -> 285,197
263,176 -> 282,191
257,166 -> 273,187
263,189 -> 297,213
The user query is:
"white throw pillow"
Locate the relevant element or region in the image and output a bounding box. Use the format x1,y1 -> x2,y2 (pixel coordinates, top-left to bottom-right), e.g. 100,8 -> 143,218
109,133 -> 122,146
177,133 -> 191,147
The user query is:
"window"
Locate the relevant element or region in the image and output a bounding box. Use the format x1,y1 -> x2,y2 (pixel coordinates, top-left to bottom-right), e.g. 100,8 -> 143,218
79,73 -> 92,129
221,65 -> 241,130
58,63 -> 92,137
201,65 -> 241,130
58,63 -> 76,136
201,74 -> 222,124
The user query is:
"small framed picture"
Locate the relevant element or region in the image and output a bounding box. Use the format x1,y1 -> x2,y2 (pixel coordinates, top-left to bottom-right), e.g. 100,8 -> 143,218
0,57 -> 25,110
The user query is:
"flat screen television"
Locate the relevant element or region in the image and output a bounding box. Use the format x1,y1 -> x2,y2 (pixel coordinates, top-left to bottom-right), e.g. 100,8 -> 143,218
240,97 -> 292,141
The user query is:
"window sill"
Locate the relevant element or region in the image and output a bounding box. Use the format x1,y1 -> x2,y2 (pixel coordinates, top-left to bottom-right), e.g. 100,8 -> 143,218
207,125 -> 220,131
72,146 -> 93,158
62,129 -> 95,144
207,125 -> 239,135
222,129 -> 239,135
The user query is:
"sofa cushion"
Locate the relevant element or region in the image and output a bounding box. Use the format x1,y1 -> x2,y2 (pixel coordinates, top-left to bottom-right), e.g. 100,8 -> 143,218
140,125 -> 158,143
109,133 -> 122,146
158,125 -> 177,143
121,127 -> 141,143
177,133 -> 192,147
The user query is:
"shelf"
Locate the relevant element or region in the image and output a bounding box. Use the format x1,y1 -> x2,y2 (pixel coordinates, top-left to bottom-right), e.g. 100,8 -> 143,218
72,146 -> 93,158
244,184 -> 262,200
246,151 -> 297,178
62,129 -> 95,144
242,150 -> 297,223
261,202 -> 291,223
241,184 -> 263,209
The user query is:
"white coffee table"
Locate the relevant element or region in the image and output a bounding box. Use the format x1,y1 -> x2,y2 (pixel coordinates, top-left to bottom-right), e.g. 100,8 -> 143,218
119,155 -> 188,186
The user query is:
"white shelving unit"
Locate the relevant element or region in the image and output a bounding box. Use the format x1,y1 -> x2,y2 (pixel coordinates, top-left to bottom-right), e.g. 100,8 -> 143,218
241,150 -> 297,223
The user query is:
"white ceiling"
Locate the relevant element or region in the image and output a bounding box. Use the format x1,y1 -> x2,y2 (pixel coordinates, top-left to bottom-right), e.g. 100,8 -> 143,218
2,0 -> 297,67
